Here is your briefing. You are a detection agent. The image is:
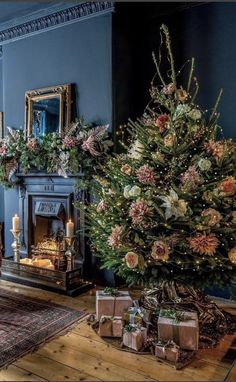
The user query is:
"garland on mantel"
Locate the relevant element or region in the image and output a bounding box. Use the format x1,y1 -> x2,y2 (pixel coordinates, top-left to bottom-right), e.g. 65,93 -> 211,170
0,119 -> 113,188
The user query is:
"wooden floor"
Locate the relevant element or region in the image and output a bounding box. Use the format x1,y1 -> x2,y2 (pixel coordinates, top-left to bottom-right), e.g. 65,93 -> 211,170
0,280 -> 236,382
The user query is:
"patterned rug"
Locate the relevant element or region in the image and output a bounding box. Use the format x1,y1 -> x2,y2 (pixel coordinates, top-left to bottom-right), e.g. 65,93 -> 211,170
0,288 -> 87,369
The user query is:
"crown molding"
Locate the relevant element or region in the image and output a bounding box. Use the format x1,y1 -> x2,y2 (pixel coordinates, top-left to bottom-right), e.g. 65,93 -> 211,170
0,1 -> 114,45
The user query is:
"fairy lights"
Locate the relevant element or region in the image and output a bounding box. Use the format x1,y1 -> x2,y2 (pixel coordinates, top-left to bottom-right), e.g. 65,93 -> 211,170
84,25 -> 236,288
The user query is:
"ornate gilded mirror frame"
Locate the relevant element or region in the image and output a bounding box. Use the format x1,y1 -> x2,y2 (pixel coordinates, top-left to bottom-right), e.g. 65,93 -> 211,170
25,84 -> 71,137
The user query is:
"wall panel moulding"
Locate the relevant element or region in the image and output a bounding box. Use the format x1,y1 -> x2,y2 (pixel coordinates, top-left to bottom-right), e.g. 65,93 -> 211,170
0,1 -> 114,45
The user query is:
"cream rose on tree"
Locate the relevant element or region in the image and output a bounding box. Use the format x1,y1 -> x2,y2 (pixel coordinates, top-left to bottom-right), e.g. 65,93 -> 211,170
125,252 -> 139,268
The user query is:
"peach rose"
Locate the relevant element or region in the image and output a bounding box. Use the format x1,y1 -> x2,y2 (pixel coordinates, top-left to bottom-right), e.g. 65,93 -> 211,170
0,145 -> 8,156
151,241 -> 170,261
228,247 -> 236,264
232,211 -> 236,224
205,140 -> 225,162
176,88 -> 188,102
125,252 -> 139,269
219,176 -> 236,196
164,134 -> 176,147
163,83 -> 175,95
96,200 -> 108,213
201,208 -> 222,227
121,164 -> 132,175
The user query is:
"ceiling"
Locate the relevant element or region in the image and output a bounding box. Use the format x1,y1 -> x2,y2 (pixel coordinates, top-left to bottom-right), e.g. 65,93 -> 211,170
0,1 -> 61,25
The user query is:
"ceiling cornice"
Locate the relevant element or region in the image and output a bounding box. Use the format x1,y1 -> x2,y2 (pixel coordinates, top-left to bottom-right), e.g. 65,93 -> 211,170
0,1 -> 114,45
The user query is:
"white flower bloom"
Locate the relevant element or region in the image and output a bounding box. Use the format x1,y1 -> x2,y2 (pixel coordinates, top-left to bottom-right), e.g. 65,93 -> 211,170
173,104 -> 190,120
159,189 -> 188,220
124,185 -> 131,199
129,185 -> 141,197
191,125 -> 200,132
198,158 -> 212,171
188,109 -> 202,121
124,185 -> 141,198
128,140 -> 144,160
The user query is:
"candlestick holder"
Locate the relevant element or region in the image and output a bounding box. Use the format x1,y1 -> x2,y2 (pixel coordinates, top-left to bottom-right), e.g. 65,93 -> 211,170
65,236 -> 76,272
10,229 -> 21,262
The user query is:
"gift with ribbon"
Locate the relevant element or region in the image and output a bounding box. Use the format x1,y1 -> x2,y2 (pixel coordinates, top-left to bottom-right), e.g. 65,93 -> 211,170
96,289 -> 133,320
123,324 -> 147,351
123,300 -> 152,326
158,309 -> 199,350
98,315 -> 123,337
154,340 -> 180,363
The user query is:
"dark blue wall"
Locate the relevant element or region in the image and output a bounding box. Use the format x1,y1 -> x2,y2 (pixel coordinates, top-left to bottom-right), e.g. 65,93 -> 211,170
0,59 -> 4,224
165,3 -> 236,139
3,14 -> 112,255
118,2 -> 236,140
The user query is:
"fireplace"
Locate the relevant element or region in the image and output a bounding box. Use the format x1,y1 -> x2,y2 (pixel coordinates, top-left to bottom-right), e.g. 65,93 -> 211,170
1,172 -> 92,295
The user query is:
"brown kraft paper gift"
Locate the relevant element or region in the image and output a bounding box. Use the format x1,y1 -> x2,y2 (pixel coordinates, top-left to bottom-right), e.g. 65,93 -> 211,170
99,316 -> 123,337
96,290 -> 133,320
154,341 -> 180,363
158,310 -> 199,350
123,327 -> 147,351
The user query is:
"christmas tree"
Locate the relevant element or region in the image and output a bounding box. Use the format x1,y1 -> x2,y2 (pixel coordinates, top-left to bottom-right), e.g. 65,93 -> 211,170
86,25 -> 236,290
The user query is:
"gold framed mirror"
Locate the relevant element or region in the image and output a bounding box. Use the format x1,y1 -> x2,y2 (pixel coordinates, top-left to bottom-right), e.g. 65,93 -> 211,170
25,84 -> 71,138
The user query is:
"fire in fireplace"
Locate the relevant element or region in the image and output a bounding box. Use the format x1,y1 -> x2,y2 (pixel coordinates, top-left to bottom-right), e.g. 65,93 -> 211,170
21,234 -> 66,271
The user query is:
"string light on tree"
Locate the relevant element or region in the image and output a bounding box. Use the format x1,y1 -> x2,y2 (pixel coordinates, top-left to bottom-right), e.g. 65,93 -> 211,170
87,24 -> 236,292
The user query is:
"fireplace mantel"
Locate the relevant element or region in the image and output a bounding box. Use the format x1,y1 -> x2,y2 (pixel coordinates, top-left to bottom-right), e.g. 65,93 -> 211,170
16,172 -> 84,256
1,170 -> 91,295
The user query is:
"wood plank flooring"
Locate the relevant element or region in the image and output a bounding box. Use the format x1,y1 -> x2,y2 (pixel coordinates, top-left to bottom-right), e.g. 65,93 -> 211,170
0,280 -> 236,381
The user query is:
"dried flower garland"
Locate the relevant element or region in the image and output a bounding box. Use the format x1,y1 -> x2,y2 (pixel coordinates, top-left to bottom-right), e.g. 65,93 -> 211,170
0,119 -> 113,187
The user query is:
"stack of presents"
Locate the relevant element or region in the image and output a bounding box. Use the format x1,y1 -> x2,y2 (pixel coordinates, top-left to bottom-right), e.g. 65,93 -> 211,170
95,288 -> 199,367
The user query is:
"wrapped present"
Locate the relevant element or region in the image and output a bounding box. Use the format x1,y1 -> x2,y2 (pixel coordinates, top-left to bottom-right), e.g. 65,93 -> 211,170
158,309 -> 199,351
98,316 -> 123,337
154,340 -> 180,363
96,288 -> 132,320
123,300 -> 152,326
123,324 -> 147,351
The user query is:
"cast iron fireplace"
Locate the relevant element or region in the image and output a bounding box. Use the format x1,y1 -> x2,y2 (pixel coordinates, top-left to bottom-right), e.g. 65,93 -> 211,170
1,172 -> 92,295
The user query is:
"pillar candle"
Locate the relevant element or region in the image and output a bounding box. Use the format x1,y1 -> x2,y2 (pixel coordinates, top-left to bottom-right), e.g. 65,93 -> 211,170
12,214 -> 20,231
66,219 -> 74,238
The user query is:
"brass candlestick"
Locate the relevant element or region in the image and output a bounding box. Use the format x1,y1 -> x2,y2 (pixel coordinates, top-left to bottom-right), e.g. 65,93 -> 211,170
10,229 -> 21,262
65,237 -> 76,272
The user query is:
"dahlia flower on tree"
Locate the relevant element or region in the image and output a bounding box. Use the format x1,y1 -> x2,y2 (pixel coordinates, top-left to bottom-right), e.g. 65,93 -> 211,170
87,25 -> 236,291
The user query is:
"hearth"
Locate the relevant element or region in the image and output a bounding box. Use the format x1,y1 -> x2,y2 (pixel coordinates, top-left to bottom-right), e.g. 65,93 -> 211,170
1,172 -> 92,295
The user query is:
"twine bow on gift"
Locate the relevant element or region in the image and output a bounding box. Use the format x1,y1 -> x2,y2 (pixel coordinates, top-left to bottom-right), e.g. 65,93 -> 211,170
156,340 -> 180,360
100,316 -> 113,324
102,287 -> 122,317
100,316 -> 121,337
159,339 -> 180,350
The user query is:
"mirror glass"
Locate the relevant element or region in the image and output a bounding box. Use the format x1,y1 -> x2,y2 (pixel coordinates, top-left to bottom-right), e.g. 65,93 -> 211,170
25,84 -> 72,138
32,97 -> 60,138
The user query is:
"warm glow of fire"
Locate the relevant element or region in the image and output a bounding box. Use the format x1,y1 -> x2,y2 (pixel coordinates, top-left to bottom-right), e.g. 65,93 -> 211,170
36,239 -> 59,254
20,238 -> 66,270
